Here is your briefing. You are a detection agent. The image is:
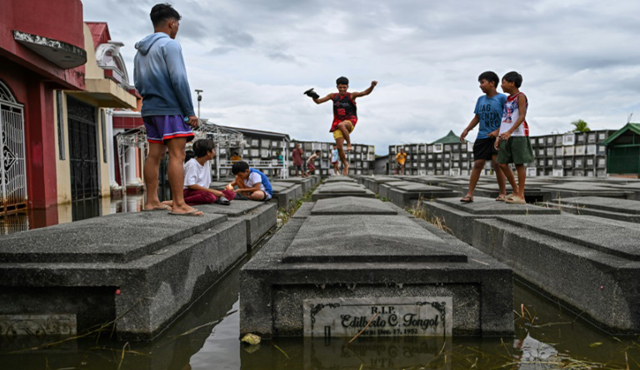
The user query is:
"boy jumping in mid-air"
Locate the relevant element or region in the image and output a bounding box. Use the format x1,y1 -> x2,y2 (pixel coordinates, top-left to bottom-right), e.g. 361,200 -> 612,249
305,77 -> 377,175
227,161 -> 273,201
306,150 -> 321,175
162,139 -> 234,207
459,71 -> 507,203
494,71 -> 535,204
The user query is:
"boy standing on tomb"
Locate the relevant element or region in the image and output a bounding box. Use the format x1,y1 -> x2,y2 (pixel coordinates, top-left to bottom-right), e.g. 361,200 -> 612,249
135,3 -> 201,215
494,71 -> 535,204
459,71 -> 507,203
305,77 -> 377,175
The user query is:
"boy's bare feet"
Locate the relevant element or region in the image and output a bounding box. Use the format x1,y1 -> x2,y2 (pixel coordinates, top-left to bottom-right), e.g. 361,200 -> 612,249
170,204 -> 204,216
144,201 -> 171,211
346,144 -> 353,151
342,163 -> 349,176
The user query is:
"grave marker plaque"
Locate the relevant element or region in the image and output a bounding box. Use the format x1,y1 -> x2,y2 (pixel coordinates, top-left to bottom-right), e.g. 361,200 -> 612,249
303,297 -> 452,337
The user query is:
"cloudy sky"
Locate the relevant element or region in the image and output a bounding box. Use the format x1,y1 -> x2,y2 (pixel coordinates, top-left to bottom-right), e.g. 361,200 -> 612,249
84,0 -> 640,154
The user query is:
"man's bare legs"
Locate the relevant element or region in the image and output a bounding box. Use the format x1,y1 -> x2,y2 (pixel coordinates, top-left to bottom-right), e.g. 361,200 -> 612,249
491,155 -> 507,199
335,137 -> 349,175
144,143 -> 168,210
166,138 -> 202,215
337,121 -> 353,151
462,159 -> 485,200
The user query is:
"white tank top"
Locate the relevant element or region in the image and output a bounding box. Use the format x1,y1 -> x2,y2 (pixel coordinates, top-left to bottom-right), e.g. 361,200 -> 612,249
499,92 -> 529,137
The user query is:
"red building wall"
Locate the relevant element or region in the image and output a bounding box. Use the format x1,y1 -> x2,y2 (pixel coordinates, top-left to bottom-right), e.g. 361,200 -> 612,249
0,0 -> 85,209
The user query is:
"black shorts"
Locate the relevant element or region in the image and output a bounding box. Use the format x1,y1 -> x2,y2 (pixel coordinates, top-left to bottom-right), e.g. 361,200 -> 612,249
473,138 -> 498,161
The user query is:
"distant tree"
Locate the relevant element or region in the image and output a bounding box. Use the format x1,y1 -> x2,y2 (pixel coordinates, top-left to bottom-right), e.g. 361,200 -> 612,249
571,119 -> 591,132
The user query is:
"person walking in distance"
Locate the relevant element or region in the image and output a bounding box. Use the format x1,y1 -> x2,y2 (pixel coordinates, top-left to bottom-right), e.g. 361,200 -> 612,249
396,148 -> 407,175
291,143 -> 306,177
134,4 -> 201,215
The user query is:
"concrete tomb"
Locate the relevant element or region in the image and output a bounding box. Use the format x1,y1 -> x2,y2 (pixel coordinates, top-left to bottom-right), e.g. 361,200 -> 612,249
199,201 -> 277,249
377,181 -> 459,208
473,213 -> 640,334
270,182 -> 303,210
419,197 -> 560,245
0,210 -> 250,340
547,196 -> 640,223
311,183 -> 376,201
540,182 -> 634,201
240,196 -> 513,338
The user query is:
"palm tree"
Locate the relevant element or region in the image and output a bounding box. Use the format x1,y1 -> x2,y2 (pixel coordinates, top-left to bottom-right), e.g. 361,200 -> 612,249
571,119 -> 591,132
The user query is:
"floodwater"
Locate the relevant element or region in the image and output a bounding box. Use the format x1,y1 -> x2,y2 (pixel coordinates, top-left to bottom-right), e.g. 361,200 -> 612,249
1,246 -> 639,370
0,195 -> 143,235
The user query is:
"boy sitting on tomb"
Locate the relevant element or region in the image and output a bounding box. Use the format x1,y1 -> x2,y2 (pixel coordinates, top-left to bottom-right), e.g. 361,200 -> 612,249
227,161 -> 273,201
162,139 -> 234,207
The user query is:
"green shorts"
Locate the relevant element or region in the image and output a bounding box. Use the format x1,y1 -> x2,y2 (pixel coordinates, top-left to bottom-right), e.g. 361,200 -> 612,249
497,137 -> 534,164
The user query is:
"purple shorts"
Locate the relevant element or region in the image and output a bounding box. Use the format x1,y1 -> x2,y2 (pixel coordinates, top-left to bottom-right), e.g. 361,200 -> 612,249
143,115 -> 195,144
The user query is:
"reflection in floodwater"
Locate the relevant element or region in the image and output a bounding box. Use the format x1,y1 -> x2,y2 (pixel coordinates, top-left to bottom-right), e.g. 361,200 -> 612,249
242,337 -> 453,370
0,195 -> 144,235
515,334 -> 559,370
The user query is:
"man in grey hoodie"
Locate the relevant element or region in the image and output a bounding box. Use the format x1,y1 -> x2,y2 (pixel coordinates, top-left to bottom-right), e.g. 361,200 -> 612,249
134,3 -> 202,216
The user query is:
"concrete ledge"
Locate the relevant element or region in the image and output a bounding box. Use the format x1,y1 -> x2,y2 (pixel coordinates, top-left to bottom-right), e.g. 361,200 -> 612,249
547,197 -> 640,223
200,202 -> 277,249
540,183 -> 634,201
387,186 -> 459,209
420,197 -> 560,245
472,214 -> 640,334
311,182 -> 375,201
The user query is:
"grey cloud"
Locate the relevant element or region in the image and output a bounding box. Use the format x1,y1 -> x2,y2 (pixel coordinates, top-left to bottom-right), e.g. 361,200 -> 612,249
209,47 -> 235,56
266,51 -> 297,63
217,26 -> 255,48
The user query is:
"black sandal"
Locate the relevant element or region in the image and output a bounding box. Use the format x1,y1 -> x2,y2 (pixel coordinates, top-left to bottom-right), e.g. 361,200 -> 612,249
460,196 -> 474,203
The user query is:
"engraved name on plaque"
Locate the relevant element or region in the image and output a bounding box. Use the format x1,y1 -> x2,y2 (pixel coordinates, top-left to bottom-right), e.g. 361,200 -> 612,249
303,297 -> 452,337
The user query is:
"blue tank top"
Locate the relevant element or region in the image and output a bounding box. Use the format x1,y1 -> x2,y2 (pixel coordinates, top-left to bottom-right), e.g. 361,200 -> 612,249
250,168 -> 273,196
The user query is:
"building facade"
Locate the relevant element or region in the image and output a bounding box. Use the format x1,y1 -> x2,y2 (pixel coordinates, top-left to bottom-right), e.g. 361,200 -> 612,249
54,23 -> 137,212
389,129 -> 617,177
292,141 -> 376,176
0,0 -> 86,212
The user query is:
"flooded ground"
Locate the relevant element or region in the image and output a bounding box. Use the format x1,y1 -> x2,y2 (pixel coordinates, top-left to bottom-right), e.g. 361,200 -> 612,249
0,251 -> 638,370
1,193 -> 639,369
0,195 -> 144,235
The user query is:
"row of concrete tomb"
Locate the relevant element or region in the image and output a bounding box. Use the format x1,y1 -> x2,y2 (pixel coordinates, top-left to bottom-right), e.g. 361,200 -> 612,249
1,172 -> 640,342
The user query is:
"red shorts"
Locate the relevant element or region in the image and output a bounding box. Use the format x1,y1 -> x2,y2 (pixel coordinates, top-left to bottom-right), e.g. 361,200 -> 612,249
330,117 -> 358,132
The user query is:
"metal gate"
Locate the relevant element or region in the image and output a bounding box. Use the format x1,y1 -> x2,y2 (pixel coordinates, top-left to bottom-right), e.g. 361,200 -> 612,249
67,96 -> 100,200
0,81 -> 28,214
